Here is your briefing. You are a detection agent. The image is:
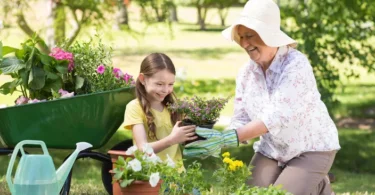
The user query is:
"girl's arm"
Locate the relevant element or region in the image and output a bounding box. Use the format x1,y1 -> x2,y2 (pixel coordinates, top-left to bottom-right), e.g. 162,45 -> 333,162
132,122 -> 197,153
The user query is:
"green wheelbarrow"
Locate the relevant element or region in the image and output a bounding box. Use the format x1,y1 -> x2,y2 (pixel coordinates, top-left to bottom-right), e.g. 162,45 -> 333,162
0,86 -> 136,195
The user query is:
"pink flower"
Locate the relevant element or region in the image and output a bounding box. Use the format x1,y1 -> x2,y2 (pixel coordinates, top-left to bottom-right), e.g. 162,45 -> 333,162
15,96 -> 29,105
49,47 -> 75,72
123,73 -> 132,83
113,68 -> 124,78
97,64 -> 106,74
61,92 -> 75,98
58,89 -> 74,98
58,89 -> 69,96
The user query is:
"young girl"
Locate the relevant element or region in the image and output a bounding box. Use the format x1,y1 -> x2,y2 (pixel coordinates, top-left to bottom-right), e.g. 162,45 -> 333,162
123,53 -> 197,162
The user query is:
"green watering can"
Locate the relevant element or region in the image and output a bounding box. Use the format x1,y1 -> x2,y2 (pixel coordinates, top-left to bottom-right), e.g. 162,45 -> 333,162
6,140 -> 92,195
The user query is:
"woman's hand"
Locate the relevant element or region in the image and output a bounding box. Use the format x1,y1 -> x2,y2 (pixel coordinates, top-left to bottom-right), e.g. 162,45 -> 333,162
183,127 -> 239,158
168,121 -> 198,145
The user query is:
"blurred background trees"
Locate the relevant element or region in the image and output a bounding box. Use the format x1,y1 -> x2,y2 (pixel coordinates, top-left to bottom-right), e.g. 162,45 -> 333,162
0,0 -> 374,111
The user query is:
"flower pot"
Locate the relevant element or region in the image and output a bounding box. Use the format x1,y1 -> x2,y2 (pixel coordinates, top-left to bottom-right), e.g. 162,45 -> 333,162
180,119 -> 216,145
108,150 -> 134,195
121,180 -> 162,195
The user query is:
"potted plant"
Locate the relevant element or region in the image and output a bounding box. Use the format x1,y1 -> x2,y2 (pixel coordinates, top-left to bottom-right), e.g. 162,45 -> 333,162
167,96 -> 229,144
110,144 -> 176,195
167,96 -> 229,128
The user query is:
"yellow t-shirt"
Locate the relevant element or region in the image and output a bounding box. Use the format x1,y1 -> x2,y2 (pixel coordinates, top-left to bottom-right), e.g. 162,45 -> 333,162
123,99 -> 182,163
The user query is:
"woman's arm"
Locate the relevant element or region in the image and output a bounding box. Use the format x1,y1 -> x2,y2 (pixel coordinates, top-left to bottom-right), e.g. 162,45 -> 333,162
236,119 -> 268,142
227,65 -> 251,130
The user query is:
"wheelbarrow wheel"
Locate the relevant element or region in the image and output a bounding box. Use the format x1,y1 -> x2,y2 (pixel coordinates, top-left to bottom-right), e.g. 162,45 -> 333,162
101,139 -> 134,195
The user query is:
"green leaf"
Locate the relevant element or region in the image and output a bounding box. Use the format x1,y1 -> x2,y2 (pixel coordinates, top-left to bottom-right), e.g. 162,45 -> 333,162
39,53 -> 54,66
0,57 -> 25,74
15,49 -> 25,59
56,63 -> 68,74
120,179 -> 134,188
19,69 -> 29,87
0,41 -> 2,60
75,76 -> 85,90
25,47 -> 36,69
114,171 -> 124,180
28,67 -> 45,90
43,78 -> 62,92
45,71 -> 59,80
0,79 -> 21,95
0,82 -> 12,95
2,46 -> 18,56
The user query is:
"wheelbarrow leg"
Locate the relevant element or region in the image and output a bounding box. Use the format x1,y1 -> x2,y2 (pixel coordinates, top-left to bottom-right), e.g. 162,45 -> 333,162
60,150 -> 112,195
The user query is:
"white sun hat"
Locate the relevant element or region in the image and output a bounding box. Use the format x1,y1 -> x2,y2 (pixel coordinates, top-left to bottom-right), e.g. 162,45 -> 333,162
222,0 -> 297,48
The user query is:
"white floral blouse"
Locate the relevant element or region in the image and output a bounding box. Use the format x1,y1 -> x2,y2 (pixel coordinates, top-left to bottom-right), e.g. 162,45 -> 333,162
227,46 -> 341,165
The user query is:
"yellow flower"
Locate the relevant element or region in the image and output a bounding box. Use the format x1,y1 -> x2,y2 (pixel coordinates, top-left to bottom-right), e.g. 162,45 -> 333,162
222,152 -> 230,158
223,157 -> 233,164
234,160 -> 244,168
228,164 -> 237,171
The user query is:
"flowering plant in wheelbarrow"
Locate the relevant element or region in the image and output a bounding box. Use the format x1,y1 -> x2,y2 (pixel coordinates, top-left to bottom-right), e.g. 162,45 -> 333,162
0,36 -> 134,105
167,96 -> 229,144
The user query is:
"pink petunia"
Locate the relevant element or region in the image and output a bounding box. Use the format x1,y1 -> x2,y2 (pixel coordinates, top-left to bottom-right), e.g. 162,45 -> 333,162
97,64 -> 106,74
113,68 -> 124,78
123,73 -> 132,83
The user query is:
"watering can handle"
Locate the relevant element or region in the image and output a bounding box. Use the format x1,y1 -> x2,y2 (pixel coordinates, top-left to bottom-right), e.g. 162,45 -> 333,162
6,140 -> 50,194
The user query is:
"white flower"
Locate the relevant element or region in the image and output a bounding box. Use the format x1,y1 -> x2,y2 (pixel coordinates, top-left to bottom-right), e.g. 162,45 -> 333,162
149,172 -> 160,187
144,153 -> 162,165
142,143 -> 154,155
166,154 -> 175,168
128,159 -> 142,172
125,145 -> 138,155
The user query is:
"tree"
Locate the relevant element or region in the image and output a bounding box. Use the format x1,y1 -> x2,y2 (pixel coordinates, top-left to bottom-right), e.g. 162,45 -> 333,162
2,0 -> 114,53
181,0 -> 216,30
281,0 -> 375,111
215,0 -> 243,27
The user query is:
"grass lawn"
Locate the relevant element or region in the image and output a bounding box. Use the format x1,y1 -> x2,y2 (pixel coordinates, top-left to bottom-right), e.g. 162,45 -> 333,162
0,129 -> 374,195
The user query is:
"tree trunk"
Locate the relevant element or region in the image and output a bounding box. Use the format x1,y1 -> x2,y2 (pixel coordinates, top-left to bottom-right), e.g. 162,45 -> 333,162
54,2 -> 66,46
115,0 -> 129,29
46,0 -> 56,48
197,6 -> 206,30
169,4 -> 178,22
16,12 -> 49,53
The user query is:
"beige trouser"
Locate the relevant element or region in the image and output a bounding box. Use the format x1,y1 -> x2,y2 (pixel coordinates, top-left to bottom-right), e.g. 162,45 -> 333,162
248,151 -> 337,195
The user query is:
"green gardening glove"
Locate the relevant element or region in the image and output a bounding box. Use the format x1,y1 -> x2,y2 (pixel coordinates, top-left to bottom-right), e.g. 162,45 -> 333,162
183,127 -> 239,159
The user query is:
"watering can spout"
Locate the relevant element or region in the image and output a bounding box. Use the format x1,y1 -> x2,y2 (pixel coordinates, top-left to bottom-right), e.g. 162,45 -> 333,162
56,142 -> 92,191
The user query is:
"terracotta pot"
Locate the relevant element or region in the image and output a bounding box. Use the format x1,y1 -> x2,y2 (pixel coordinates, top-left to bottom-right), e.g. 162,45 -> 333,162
108,150 -> 134,195
121,180 -> 162,195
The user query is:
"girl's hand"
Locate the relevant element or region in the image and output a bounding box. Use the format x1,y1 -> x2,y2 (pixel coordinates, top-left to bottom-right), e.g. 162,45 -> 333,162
169,121 -> 198,145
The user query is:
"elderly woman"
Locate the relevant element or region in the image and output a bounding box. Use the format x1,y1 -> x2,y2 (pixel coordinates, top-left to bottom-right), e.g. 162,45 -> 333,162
184,0 -> 340,194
